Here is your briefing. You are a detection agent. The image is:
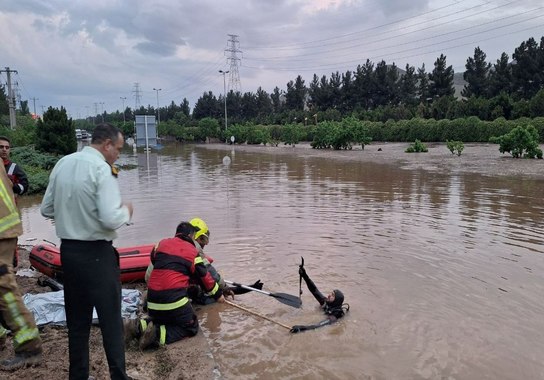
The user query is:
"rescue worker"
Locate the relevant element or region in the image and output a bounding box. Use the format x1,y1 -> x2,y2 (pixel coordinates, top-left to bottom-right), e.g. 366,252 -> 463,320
187,217 -> 263,304
144,217 -> 264,304
0,136 -> 28,268
290,263 -> 349,334
0,136 -> 29,196
125,222 -> 225,350
0,164 -> 42,370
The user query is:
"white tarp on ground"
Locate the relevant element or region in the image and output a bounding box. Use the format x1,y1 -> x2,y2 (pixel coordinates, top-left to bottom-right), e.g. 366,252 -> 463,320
22,289 -> 142,326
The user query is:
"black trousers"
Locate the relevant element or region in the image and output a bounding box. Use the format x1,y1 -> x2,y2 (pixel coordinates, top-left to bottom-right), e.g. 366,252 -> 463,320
148,302 -> 199,344
61,239 -> 128,380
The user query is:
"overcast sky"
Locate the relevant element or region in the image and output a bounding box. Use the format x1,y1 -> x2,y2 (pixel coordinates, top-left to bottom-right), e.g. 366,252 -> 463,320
1,0 -> 543,119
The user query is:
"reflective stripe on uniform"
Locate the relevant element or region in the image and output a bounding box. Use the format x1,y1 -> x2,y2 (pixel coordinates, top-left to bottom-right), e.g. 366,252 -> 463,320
159,325 -> 166,346
14,327 -> 39,348
147,297 -> 189,311
2,292 -> 38,348
140,319 -> 147,332
206,282 -> 219,296
6,163 -> 15,176
194,256 -> 204,265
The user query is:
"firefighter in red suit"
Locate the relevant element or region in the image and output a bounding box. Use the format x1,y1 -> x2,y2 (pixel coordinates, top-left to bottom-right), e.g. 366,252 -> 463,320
125,222 -> 225,350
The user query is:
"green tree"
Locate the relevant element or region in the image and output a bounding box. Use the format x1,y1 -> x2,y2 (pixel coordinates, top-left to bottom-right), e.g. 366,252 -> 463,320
490,125 -> 542,158
488,52 -> 512,97
417,63 -> 431,103
180,98 -> 190,117
428,54 -> 455,99
19,100 -> 30,116
462,47 -> 491,98
255,87 -> 273,122
271,87 -> 283,114
339,70 -> 356,114
399,64 -> 418,107
285,75 -> 306,111
512,37 -> 544,99
198,117 -> 220,141
193,91 -> 220,120
0,85 -> 8,117
36,106 -> 76,155
354,59 -> 375,110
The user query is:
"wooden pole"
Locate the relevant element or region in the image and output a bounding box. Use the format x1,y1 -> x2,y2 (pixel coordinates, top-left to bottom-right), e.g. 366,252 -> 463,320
225,300 -> 291,330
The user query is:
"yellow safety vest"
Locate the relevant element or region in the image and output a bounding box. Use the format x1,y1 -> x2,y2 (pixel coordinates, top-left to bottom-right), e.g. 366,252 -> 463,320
0,170 -> 22,237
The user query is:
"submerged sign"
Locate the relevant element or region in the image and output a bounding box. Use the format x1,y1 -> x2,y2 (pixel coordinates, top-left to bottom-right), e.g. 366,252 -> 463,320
135,115 -> 157,148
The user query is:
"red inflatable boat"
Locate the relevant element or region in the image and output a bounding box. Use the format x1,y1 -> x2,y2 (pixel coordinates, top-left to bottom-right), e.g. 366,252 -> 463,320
29,242 -> 155,283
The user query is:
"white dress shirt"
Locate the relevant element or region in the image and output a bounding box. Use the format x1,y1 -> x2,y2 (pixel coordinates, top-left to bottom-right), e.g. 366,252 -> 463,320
40,146 -> 130,241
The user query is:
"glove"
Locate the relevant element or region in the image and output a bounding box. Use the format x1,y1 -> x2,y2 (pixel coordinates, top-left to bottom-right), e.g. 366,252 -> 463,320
290,325 -> 308,334
250,280 -> 264,290
298,266 -> 307,277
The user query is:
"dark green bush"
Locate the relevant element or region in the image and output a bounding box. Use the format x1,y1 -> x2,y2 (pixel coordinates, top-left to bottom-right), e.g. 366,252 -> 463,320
405,139 -> 428,153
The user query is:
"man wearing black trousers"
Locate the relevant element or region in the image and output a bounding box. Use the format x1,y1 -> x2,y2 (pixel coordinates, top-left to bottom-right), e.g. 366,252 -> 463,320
41,123 -> 133,380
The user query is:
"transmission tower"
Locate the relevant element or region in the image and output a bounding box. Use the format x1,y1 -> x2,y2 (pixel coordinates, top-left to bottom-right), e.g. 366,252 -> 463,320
225,34 -> 242,93
132,82 -> 142,110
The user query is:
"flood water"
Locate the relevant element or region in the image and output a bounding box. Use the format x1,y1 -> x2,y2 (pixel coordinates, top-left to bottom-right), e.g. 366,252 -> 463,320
18,143 -> 544,380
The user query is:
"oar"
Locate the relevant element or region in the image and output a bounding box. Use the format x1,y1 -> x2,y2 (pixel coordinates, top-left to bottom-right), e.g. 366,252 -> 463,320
224,280 -> 302,308
225,300 -> 291,330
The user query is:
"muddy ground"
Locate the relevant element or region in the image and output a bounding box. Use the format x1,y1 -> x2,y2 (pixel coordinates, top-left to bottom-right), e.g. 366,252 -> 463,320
2,141 -> 543,380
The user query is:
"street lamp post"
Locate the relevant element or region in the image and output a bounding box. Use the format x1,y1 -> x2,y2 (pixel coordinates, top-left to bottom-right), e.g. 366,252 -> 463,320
120,97 -> 127,125
153,88 -> 162,124
219,70 -> 229,140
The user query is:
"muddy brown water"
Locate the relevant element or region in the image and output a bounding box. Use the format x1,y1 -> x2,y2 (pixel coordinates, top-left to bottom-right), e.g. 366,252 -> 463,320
17,142 -> 544,379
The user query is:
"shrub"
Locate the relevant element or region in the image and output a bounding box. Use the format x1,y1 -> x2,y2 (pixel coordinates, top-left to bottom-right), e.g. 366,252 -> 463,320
446,140 -> 464,156
405,139 -> 428,153
489,125 -> 543,158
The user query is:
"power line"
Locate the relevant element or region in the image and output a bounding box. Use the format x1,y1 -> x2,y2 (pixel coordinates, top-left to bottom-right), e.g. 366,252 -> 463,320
244,1 -> 519,62
241,13 -> 544,72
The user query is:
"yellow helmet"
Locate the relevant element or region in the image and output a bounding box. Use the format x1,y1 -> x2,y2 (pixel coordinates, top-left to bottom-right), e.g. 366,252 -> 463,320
190,218 -> 209,240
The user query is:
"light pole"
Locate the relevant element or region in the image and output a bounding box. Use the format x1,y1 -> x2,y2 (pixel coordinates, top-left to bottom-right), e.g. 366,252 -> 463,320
120,97 -> 126,125
153,88 -> 162,124
219,70 -> 229,139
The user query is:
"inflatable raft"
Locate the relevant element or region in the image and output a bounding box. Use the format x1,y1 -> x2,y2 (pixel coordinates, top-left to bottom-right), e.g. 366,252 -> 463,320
29,242 -> 155,283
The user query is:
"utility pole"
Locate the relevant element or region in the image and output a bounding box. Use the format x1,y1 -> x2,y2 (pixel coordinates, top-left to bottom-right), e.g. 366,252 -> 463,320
99,102 -> 105,122
0,67 -> 18,129
153,88 -> 161,124
120,97 -> 127,125
219,70 -> 229,138
133,83 -> 141,111
30,97 -> 39,116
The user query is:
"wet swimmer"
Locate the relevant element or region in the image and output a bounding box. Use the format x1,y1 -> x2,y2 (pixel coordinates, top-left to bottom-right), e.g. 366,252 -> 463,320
290,261 -> 349,333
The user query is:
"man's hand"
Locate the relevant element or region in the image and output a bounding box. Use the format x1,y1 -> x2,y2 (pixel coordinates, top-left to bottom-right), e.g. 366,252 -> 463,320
290,325 -> 308,334
123,202 -> 134,218
223,288 -> 235,300
216,295 -> 226,303
298,266 -> 307,277
250,280 -> 264,290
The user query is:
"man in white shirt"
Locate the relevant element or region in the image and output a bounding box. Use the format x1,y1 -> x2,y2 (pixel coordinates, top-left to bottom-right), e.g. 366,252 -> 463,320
41,123 -> 133,380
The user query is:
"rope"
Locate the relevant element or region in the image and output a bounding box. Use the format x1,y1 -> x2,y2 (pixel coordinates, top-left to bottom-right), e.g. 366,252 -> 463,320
225,300 -> 291,330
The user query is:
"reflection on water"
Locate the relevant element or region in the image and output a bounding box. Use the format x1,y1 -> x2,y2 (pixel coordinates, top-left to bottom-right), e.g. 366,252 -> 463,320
18,143 -> 544,379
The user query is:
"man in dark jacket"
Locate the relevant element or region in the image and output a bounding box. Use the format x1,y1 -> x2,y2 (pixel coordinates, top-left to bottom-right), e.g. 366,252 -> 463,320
0,136 -> 29,196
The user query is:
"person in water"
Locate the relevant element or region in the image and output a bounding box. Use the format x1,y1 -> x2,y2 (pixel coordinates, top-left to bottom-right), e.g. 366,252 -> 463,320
290,264 -> 349,333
